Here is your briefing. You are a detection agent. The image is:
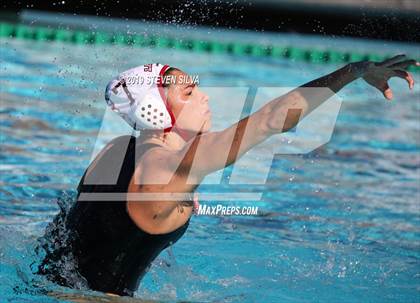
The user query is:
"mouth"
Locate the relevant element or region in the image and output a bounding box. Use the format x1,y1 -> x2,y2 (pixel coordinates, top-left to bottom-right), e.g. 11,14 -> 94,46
202,109 -> 211,115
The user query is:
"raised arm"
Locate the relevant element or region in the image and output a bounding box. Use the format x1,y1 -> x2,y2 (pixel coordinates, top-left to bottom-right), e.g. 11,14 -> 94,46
174,55 -> 418,180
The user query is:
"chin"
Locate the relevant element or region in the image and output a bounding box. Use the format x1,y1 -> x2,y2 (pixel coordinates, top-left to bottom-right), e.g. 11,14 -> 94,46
197,128 -> 209,136
193,119 -> 211,135
202,120 -> 211,133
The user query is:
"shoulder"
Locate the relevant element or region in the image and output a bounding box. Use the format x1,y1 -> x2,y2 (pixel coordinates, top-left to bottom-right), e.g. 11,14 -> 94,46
136,145 -> 176,180
140,145 -> 171,166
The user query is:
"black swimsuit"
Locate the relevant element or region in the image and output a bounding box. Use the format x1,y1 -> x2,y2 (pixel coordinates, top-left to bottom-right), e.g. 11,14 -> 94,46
37,135 -> 190,296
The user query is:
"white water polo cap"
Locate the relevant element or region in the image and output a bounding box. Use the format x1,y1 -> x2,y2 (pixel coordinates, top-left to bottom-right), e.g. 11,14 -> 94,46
105,63 -> 174,131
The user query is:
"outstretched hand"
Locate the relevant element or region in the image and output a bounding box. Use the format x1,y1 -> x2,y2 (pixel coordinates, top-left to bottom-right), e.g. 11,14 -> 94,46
352,54 -> 419,100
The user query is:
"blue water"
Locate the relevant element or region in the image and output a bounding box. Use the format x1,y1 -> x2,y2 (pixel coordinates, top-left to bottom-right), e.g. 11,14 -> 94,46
0,36 -> 419,303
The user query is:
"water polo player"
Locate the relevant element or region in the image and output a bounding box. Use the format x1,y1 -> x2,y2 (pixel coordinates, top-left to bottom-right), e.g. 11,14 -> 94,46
38,56 -> 418,297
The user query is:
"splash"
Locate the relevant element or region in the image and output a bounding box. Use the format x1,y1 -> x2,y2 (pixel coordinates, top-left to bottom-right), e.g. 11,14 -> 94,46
34,190 -> 90,292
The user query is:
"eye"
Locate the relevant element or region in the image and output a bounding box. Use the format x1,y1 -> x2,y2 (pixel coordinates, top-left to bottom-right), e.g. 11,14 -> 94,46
184,84 -> 195,96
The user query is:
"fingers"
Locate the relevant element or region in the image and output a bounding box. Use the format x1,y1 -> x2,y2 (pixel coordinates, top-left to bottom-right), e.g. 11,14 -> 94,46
377,82 -> 393,100
391,70 -> 414,90
383,87 -> 393,100
378,54 -> 406,67
389,59 -> 419,70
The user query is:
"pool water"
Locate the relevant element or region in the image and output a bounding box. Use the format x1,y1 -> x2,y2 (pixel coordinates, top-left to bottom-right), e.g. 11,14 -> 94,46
0,36 -> 419,303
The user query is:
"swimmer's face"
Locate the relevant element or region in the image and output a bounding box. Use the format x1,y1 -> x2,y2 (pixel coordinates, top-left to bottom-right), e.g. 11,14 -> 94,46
164,69 -> 211,134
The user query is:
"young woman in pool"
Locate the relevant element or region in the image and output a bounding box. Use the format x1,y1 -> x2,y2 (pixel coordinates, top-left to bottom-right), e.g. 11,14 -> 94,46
38,56 -> 418,297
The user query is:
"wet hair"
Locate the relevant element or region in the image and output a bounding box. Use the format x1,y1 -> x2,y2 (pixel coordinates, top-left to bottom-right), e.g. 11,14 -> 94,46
162,67 -> 181,88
